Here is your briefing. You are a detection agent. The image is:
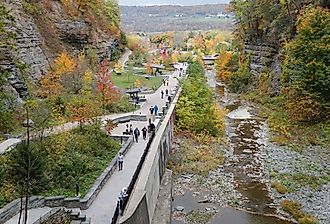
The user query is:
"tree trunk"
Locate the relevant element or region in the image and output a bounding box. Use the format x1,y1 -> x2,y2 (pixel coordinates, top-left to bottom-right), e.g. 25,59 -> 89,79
17,190 -> 23,224
24,165 -> 30,224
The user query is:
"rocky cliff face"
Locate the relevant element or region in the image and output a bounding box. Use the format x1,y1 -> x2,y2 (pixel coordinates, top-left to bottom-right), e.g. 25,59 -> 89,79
244,43 -> 281,95
1,0 -> 123,101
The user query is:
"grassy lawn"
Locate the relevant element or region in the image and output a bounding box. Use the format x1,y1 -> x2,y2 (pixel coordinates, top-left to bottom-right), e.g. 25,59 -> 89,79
112,73 -> 164,90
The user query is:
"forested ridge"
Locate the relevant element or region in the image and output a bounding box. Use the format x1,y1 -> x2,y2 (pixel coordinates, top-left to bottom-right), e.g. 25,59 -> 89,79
216,1 -> 330,148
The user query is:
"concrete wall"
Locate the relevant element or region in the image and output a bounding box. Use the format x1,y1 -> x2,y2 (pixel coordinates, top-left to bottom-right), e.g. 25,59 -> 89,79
151,169 -> 173,224
119,88 -> 179,224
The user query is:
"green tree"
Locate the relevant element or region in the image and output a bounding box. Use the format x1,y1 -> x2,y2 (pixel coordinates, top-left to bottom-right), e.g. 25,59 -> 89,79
8,142 -> 45,224
282,6 -> 330,103
104,0 -> 120,27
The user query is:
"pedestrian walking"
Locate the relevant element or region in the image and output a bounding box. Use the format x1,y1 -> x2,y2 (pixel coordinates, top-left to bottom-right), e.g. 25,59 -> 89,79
149,122 -> 155,132
163,79 -> 166,86
117,152 -> 124,171
161,90 -> 164,99
142,127 -> 147,140
166,80 -> 169,86
149,106 -> 154,115
165,89 -> 169,96
134,127 -> 140,143
125,124 -> 129,134
168,95 -> 172,103
129,124 -> 133,135
154,104 -> 159,116
118,187 -> 128,215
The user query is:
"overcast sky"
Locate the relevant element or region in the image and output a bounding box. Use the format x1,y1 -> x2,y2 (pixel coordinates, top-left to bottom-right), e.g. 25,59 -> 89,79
119,0 -> 230,6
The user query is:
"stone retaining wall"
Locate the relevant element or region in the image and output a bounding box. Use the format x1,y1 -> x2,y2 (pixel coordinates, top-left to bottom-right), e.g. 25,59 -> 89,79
32,208 -> 70,224
0,135 -> 133,223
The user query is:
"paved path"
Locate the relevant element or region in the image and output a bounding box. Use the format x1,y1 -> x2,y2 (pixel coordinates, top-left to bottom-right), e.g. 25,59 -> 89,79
2,63 -> 188,224
82,63 -> 187,223
0,138 -> 21,154
5,207 -> 52,224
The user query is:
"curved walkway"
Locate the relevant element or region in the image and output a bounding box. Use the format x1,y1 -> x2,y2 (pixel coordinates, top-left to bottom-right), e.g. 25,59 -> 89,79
3,63 -> 188,224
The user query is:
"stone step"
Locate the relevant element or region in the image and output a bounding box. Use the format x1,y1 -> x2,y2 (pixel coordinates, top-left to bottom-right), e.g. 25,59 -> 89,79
71,221 -> 81,224
81,217 -> 91,224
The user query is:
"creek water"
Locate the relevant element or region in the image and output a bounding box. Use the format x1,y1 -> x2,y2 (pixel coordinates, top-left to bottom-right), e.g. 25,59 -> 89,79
171,72 -> 293,224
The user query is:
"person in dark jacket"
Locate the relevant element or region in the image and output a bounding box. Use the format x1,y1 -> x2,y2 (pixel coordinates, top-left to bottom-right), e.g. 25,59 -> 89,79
142,127 -> 147,140
134,127 -> 140,143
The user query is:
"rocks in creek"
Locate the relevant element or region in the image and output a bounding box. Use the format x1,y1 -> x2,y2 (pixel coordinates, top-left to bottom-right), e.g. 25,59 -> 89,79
198,199 -> 210,204
193,192 -> 200,197
243,149 -> 253,154
258,122 -> 330,224
175,206 -> 185,212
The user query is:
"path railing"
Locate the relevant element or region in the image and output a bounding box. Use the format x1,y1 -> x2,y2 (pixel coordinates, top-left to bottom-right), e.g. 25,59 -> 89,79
111,131 -> 156,224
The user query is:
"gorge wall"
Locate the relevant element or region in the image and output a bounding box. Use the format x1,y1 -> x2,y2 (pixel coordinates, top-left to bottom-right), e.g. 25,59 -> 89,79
0,0 -> 124,101
244,43 -> 281,95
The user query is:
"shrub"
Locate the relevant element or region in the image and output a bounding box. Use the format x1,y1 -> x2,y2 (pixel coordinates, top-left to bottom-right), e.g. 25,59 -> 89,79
271,182 -> 287,194
281,200 -> 304,220
227,59 -> 254,93
281,200 -> 318,223
106,95 -> 134,113
298,216 -> 318,224
285,87 -> 324,123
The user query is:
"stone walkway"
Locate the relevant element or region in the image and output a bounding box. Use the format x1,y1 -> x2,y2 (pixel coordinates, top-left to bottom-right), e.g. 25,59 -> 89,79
2,63 -> 187,224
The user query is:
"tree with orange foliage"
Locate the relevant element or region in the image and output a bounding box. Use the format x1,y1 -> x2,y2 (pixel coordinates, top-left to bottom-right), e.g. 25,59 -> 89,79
68,96 -> 100,129
215,51 -> 232,81
104,119 -> 118,135
145,62 -> 153,75
39,73 -> 63,98
95,60 -> 119,111
39,52 -> 76,98
193,33 -> 206,54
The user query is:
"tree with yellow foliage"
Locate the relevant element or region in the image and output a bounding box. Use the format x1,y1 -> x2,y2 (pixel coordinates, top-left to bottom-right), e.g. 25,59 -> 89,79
215,51 -> 232,81
39,52 -> 77,98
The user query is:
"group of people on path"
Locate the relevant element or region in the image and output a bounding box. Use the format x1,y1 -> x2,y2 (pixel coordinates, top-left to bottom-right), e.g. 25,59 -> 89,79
160,87 -> 172,103
149,104 -> 159,116
124,123 -> 150,143
115,66 -> 186,217
118,119 -> 156,170
116,118 -> 156,215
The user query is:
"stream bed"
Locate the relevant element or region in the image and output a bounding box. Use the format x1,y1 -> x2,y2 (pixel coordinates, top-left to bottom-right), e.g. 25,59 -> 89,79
171,74 -> 295,223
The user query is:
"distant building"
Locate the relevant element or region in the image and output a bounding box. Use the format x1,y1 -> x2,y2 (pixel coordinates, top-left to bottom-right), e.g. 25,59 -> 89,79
217,12 -> 234,19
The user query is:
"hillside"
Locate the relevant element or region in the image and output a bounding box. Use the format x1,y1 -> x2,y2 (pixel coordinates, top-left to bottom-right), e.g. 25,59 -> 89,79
0,0 -> 124,102
120,4 -> 234,32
